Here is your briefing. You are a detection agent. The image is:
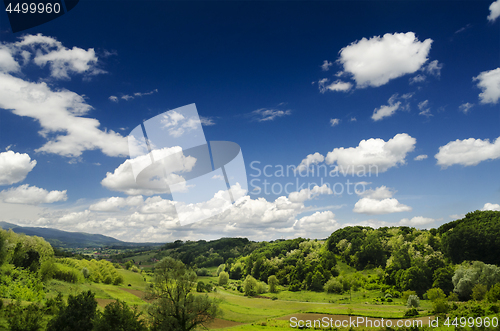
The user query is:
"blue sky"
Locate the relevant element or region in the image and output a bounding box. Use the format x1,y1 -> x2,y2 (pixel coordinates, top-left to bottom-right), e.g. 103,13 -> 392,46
0,0 -> 499,242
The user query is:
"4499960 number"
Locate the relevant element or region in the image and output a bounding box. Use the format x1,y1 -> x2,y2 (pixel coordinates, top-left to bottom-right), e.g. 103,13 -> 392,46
6,2 -> 61,14
444,316 -> 498,328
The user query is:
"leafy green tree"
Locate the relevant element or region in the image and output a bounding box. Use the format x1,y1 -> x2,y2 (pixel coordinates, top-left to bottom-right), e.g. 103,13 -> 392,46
471,284 -> 487,301
47,290 -> 98,331
486,283 -> 500,302
216,264 -> 225,276
146,257 -> 220,331
218,271 -> 229,285
426,288 -> 446,302
324,278 -> 343,294
243,275 -> 258,296
432,267 -> 454,295
268,275 -> 279,293
6,301 -> 44,331
93,300 -> 147,331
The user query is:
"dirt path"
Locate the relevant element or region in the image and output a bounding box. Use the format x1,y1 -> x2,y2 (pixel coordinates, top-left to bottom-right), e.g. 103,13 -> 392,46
120,288 -> 152,302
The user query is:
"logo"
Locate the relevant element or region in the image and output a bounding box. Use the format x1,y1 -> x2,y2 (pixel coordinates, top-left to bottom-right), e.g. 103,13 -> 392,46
127,104 -> 247,225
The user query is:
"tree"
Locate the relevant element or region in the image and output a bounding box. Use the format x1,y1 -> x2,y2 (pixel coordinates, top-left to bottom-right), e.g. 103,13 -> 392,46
218,271 -> 229,286
243,275 -> 258,296
146,257 -> 220,331
93,300 -> 147,331
47,290 -> 98,331
407,294 -> 420,308
268,275 -> 279,293
6,302 -> 44,331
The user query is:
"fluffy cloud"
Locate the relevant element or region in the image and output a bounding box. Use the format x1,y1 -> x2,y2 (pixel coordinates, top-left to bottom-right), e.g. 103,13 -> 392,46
0,151 -> 37,185
0,184 -> 67,204
318,78 -> 352,93
101,146 -> 196,196
325,133 -> 416,174
425,60 -> 443,77
357,185 -> 395,199
250,108 -> 291,121
482,202 -> 500,211
398,216 -> 435,227
435,136 -> 500,167
474,68 -> 500,104
459,102 -> 474,114
353,197 -> 412,215
0,46 -> 20,73
488,0 -> 500,22
372,94 -> 402,121
16,33 -> 104,79
90,196 -> 144,212
414,154 -> 428,161
0,35 -> 130,158
338,32 -> 432,88
293,211 -> 339,235
409,74 -> 426,84
200,116 -> 215,126
288,184 -> 333,203
296,152 -> 325,173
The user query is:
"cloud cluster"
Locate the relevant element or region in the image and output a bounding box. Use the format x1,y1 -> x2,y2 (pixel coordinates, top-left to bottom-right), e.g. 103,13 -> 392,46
435,136 -> 500,167
109,89 -> 158,103
0,184 -> 67,205
353,185 -> 411,215
0,151 -> 37,185
0,35 -> 129,158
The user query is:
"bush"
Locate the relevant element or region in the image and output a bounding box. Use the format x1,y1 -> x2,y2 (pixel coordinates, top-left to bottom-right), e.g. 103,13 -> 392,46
53,269 -> 79,283
256,282 -> 267,294
268,275 -> 279,293
472,283 -> 487,301
402,290 -> 417,303
113,274 -> 124,285
93,300 -> 147,331
324,278 -> 343,294
407,294 -> 420,308
289,281 -> 301,292
243,275 -> 258,296
218,271 -> 229,286
427,288 -> 446,302
403,308 -> 419,318
448,292 -> 459,301
487,304 -> 499,314
196,281 -> 206,293
196,268 -> 209,276
432,298 -> 450,314
47,290 -> 98,331
486,283 -> 500,302
6,302 -> 43,331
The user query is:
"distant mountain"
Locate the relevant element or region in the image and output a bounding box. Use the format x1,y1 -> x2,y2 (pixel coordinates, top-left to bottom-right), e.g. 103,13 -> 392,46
0,221 -> 159,248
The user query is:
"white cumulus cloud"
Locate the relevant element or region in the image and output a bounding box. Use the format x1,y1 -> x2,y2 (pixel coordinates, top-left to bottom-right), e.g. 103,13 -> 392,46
482,202 -> 500,211
474,67 -> 500,104
325,133 -> 416,174
372,94 -> 402,121
488,0 -> 500,22
414,154 -> 428,161
0,184 -> 67,205
0,151 -> 37,185
353,197 -> 412,215
338,32 -> 432,88
398,216 -> 435,227
435,136 -> 500,168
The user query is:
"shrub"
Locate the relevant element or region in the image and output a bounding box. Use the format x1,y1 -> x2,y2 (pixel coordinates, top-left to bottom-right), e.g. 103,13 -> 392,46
6,302 -> 44,331
256,282 -> 267,294
53,269 -> 79,283
448,292 -> 459,301
196,281 -> 206,293
243,275 -> 258,296
324,278 -> 343,294
268,275 -> 279,293
93,300 -> 147,331
402,290 -> 417,303
487,304 -> 499,314
486,283 -> 500,302
471,283 -> 487,301
427,288 -> 446,302
407,294 -> 420,308
403,308 -> 419,318
289,281 -> 301,292
218,271 -> 229,286
432,298 -> 450,314
196,268 -> 209,276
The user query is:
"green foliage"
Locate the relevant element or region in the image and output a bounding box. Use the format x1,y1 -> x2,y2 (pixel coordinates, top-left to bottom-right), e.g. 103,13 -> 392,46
406,294 -> 420,308
195,268 -> 209,276
218,271 -> 229,285
426,288 -> 446,302
403,308 -> 419,318
268,275 -> 279,293
243,275 -> 258,296
432,298 -> 450,314
93,300 -> 147,331
216,264 -> 226,276
452,261 -> 500,300
486,283 -> 500,302
432,266 -> 454,294
472,283 -> 488,301
324,277 -> 343,294
401,290 -> 416,303
5,301 -> 44,331
439,210 -> 500,265
0,264 -> 45,301
47,290 -> 98,331
146,257 -> 220,331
